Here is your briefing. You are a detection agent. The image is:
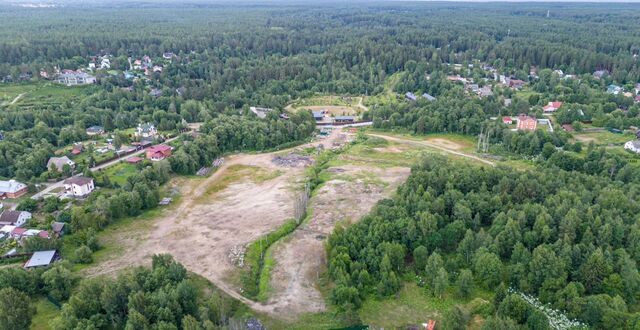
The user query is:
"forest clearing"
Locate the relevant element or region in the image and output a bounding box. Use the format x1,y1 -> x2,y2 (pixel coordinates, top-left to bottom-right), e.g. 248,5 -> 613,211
82,129 -> 449,320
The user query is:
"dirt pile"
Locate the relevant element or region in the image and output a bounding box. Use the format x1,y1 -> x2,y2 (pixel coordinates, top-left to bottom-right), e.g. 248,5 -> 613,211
271,153 -> 313,167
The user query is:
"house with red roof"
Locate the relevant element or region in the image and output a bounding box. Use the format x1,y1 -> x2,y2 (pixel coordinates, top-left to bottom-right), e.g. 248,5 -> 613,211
502,117 -> 513,125
11,227 -> 27,239
126,156 -> 144,164
517,115 -> 537,131
146,144 -> 173,161
543,101 -> 563,113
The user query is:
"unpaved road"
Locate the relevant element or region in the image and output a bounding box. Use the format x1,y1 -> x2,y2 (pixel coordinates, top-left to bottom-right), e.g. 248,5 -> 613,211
267,165 -> 410,318
85,130 -> 346,315
85,129 -> 487,320
10,93 -> 24,105
368,133 -> 495,166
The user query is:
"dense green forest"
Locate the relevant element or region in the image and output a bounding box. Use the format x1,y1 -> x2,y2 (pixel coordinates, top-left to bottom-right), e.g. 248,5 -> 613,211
328,156 -> 640,329
1,1 -> 640,329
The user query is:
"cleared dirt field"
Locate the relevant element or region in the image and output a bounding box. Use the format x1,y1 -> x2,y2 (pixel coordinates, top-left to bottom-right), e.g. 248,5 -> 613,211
267,164 -> 410,318
84,130 -> 350,313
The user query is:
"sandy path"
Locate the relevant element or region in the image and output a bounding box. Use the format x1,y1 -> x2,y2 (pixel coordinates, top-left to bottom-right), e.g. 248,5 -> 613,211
85,130 -> 347,315
267,165 -> 410,319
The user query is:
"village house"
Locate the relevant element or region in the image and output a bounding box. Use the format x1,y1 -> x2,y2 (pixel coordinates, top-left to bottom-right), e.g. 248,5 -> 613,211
312,111 -> 325,121
478,86 -> 493,97
422,93 -> 436,101
593,70 -> 608,79
163,52 -> 175,60
334,116 -> 356,124
152,65 -> 163,73
607,84 -> 623,95
86,125 -> 104,136
508,79 -> 526,90
100,58 -> 111,69
64,176 -> 95,197
250,107 -> 273,119
51,222 -> 66,238
0,210 -> 31,227
24,250 -> 59,269
126,156 -> 144,164
71,143 -> 84,155
562,124 -> 575,132
149,88 -> 163,97
136,123 -> 157,138
543,101 -> 563,113
502,117 -> 513,125
0,180 -> 28,199
55,70 -> 96,86
517,115 -> 538,131
146,144 -> 173,161
10,227 -> 27,239
624,140 -> 640,154
47,156 -> 75,172
22,229 -> 49,239
405,92 -> 418,101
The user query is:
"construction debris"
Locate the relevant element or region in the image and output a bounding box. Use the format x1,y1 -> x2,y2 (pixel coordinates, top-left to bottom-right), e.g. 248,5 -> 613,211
196,158 -> 224,176
213,157 -> 224,167
228,244 -> 245,268
271,153 -> 313,167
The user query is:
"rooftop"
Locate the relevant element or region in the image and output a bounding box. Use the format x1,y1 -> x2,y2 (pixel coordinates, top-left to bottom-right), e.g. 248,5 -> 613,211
64,176 -> 93,186
0,180 -> 27,194
24,250 -> 57,268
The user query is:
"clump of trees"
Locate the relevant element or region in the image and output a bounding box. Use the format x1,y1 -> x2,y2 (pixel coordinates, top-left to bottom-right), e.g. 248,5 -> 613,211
50,255 -> 244,330
328,156 -> 640,328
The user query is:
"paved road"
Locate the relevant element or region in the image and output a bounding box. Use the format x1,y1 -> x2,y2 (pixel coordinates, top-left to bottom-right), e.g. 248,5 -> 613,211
31,134 -> 183,200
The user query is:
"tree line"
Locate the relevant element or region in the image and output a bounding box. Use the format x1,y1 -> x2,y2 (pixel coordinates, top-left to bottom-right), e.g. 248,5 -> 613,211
327,156 -> 640,328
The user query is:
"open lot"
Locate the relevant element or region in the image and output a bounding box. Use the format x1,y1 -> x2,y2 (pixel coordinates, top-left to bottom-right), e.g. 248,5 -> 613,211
82,129 -> 499,322
0,82 -> 89,108
267,163 -> 411,318
573,130 -> 636,146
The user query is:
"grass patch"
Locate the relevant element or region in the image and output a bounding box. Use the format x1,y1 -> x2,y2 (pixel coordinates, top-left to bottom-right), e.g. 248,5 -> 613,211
289,95 -> 353,107
359,282 -> 491,329
573,131 -> 635,146
241,219 -> 299,299
30,297 -> 60,330
98,162 -> 138,186
256,245 -> 276,302
199,164 -> 281,201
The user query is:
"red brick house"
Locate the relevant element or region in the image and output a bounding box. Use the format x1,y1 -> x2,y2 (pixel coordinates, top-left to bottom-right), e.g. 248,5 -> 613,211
517,115 -> 537,131
146,144 -> 173,161
543,101 -> 563,113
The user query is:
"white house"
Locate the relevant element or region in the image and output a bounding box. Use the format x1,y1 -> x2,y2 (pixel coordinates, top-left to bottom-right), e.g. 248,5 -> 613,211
136,123 -> 157,138
624,140 -> 640,154
100,58 -> 111,69
55,71 -> 96,86
0,210 -> 31,227
63,177 -> 95,197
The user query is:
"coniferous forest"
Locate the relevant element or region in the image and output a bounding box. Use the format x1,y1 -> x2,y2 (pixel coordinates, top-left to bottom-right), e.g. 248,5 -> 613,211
1,1 -> 640,329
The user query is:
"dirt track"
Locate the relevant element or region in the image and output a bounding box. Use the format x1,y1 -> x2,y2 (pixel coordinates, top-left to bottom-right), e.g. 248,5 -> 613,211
85,130 -> 345,314
267,165 -> 410,318
369,133 -> 495,166
85,130 -> 486,319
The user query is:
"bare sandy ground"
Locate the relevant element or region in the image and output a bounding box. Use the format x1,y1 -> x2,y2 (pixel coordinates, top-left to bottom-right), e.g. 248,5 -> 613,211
424,137 -> 466,151
85,130 -> 347,314
267,165 -> 411,318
